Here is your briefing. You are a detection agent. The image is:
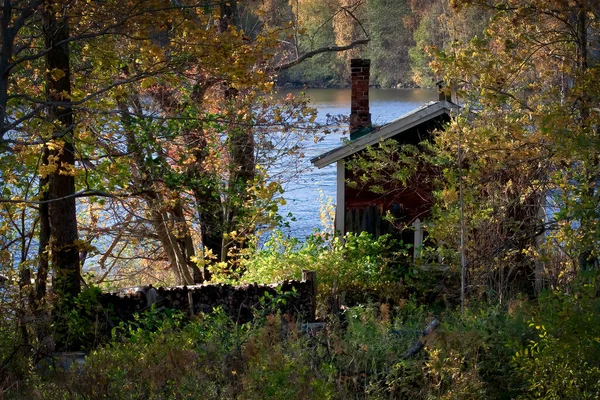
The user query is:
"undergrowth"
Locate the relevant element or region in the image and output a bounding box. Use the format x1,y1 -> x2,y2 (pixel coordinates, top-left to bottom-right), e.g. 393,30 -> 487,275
232,231 -> 414,310
2,231 -> 600,399
3,281 -> 599,399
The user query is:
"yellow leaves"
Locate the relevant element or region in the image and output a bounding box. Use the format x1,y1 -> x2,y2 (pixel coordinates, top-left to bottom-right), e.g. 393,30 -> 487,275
45,141 -> 64,151
38,163 -> 58,179
39,160 -> 77,178
140,77 -> 158,90
191,248 -> 218,269
59,162 -> 77,176
181,154 -> 197,167
442,187 -> 458,205
48,68 -> 66,81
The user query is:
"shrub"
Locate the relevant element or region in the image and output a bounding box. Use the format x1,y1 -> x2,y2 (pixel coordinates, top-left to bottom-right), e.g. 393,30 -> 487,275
22,308 -> 334,400
241,314 -> 334,400
424,303 -> 531,400
511,278 -> 600,399
4,265 -> 600,399
238,231 -> 410,311
337,304 -> 428,399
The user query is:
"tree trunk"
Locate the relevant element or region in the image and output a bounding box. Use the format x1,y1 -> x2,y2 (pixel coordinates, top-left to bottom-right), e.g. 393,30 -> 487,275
0,0 -> 15,140
146,82 -> 219,276
36,145 -> 50,304
172,201 -> 205,283
219,2 -> 256,264
574,0 -> 597,271
150,207 -> 195,285
191,175 -> 221,275
118,96 -> 199,285
43,1 -> 80,300
223,93 -> 255,262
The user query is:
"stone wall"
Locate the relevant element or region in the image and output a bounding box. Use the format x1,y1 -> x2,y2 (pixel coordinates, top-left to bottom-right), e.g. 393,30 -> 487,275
100,276 -> 316,324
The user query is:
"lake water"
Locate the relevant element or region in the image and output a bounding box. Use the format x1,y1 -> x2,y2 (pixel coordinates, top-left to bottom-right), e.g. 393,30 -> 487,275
275,88 -> 438,240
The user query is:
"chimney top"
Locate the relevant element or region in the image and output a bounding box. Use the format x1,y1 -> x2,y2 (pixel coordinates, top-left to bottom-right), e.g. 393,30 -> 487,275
351,58 -> 371,68
436,80 -> 453,103
350,58 -> 372,140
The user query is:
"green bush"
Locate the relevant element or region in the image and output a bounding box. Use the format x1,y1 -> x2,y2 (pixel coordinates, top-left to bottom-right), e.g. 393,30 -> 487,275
424,302 -> 531,400
335,304 -> 428,399
238,231 -> 410,310
511,279 -> 600,399
421,282 -> 600,399
56,286 -> 115,350
21,308 -> 334,400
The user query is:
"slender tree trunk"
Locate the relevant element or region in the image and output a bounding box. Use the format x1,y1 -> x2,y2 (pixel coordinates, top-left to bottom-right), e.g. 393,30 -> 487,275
18,265 -> 30,346
33,159 -> 51,350
118,97 -> 200,284
150,207 -> 195,285
0,0 -> 14,140
223,91 -> 255,262
574,0 -> 597,271
147,83 -> 218,277
172,201 -> 204,283
36,146 -> 50,304
194,182 -> 224,268
219,2 -> 256,264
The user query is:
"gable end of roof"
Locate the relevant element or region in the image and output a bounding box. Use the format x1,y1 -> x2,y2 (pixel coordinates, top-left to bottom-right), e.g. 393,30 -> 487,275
311,100 -> 457,168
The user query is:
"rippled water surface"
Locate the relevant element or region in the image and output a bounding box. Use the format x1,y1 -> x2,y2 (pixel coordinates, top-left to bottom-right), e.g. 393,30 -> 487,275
273,88 -> 437,240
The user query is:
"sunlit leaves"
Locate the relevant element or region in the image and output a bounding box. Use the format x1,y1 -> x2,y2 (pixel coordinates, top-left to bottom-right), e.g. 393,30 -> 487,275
0,0 -> 327,286
429,0 -> 600,293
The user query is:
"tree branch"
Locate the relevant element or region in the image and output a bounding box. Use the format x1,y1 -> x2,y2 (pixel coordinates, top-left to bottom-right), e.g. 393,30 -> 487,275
270,38 -> 369,72
0,189 -> 124,205
402,318 -> 440,359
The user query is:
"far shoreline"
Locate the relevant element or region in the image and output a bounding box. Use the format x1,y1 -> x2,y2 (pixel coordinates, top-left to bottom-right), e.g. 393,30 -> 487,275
275,82 -> 427,90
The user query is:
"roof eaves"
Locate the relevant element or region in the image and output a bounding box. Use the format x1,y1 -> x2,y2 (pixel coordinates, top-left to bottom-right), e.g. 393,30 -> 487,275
311,101 -> 457,168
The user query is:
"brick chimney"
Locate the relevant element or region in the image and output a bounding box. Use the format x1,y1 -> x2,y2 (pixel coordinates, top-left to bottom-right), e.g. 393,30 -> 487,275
350,59 -> 372,140
436,80 -> 453,102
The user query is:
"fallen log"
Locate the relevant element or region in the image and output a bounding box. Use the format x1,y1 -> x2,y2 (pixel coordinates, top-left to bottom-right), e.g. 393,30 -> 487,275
402,318 -> 440,359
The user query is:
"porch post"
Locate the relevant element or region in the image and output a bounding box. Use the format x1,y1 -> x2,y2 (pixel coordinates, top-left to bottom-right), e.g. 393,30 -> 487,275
413,218 -> 423,260
335,160 -> 345,235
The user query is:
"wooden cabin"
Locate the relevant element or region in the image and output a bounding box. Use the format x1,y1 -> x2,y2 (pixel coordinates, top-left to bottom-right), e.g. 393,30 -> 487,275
310,59 -> 458,255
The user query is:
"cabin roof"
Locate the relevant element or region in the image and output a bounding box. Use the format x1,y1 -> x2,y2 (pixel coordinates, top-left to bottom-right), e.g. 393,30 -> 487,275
310,100 -> 459,168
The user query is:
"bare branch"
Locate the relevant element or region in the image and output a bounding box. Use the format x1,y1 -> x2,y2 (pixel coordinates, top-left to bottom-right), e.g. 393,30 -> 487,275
0,189 -> 118,205
271,38 -> 369,72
